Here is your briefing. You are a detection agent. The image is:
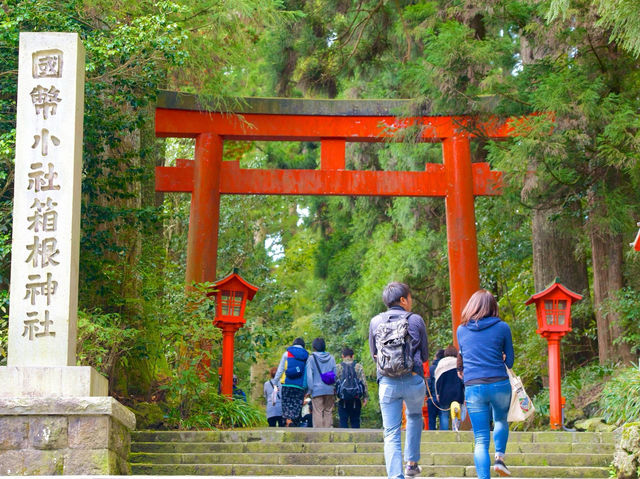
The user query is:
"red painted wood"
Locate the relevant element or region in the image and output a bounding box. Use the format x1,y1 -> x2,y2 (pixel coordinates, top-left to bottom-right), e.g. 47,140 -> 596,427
185,133 -> 223,285
217,323 -> 242,397
156,109 -> 514,141
547,336 -> 562,429
443,136 -> 480,343
156,161 -> 502,197
321,139 -> 346,169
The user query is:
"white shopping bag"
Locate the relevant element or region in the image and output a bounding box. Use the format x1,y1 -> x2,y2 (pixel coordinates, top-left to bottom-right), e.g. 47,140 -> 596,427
507,368 -> 535,422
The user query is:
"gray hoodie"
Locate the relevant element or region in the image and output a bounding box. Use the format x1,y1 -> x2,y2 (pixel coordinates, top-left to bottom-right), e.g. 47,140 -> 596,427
305,351 -> 337,398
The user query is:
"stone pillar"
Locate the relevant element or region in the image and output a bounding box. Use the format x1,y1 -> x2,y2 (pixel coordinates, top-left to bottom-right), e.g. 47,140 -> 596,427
0,398 -> 135,475
0,32 -> 134,475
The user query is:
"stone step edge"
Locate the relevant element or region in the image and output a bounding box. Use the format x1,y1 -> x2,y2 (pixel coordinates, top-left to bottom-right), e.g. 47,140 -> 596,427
131,438 -> 615,447
130,464 -> 610,469
129,451 -> 613,457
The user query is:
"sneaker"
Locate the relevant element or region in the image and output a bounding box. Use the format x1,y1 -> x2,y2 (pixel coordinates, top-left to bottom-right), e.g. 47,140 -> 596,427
493,458 -> 511,477
405,463 -> 422,477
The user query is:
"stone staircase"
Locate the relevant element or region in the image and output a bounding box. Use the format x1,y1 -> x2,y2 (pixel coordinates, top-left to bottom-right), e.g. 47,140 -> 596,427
130,428 -> 614,477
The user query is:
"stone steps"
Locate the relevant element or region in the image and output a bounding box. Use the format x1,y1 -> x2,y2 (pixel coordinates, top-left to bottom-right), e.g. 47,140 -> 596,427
130,429 -> 614,477
131,440 -> 615,454
130,451 -> 611,466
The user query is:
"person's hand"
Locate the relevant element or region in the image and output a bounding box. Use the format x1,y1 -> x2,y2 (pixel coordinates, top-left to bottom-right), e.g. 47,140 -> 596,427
457,371 -> 463,380
362,398 -> 368,407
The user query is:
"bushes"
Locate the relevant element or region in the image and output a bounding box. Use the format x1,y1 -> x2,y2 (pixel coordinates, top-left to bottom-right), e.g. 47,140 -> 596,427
600,364 -> 640,426
162,377 -> 267,429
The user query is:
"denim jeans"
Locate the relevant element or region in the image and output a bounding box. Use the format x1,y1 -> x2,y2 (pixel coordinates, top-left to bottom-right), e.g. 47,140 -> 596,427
465,379 -> 511,479
427,397 -> 438,430
379,374 -> 426,479
439,409 -> 449,430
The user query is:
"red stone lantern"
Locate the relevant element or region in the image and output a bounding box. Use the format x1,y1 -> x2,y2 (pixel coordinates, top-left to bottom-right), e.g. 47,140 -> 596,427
525,279 -> 582,429
207,272 -> 258,397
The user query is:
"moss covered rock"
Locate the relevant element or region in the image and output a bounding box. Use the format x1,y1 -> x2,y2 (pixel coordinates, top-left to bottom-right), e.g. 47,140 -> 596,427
575,417 -> 616,432
132,402 -> 165,429
613,422 -> 640,479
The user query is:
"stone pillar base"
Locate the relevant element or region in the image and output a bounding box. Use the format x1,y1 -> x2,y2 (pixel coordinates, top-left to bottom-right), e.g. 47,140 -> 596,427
0,397 -> 136,475
0,366 -> 108,397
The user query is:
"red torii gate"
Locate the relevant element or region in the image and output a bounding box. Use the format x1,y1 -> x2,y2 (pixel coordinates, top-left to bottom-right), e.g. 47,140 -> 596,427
154,91 -> 513,338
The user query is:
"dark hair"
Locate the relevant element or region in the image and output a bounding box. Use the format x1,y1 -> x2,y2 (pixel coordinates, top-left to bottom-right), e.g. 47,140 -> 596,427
342,347 -> 354,357
269,366 -> 277,378
461,289 -> 499,325
444,345 -> 458,358
434,348 -> 445,361
382,282 -> 411,308
292,337 -> 305,348
312,337 -> 326,352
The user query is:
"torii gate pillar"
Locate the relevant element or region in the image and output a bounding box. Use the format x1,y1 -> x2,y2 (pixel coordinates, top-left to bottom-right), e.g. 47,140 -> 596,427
185,133 -> 222,285
444,136 -> 480,339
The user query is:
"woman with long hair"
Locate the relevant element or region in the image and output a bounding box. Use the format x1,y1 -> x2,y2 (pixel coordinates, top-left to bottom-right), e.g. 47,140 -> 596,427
457,290 -> 514,478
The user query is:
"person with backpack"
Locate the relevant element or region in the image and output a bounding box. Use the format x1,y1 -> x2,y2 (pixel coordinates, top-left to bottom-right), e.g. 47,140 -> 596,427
369,282 -> 428,479
434,345 -> 465,430
457,289 -> 514,478
305,337 -> 337,428
264,366 -> 284,427
335,347 -> 369,428
273,337 -> 310,427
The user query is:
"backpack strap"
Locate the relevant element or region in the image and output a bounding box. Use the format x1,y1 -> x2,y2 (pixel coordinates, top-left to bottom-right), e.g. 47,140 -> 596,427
312,353 -> 322,374
384,310 -> 413,322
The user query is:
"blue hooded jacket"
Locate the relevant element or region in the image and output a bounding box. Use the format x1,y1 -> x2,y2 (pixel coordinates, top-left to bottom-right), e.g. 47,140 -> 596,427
456,316 -> 514,385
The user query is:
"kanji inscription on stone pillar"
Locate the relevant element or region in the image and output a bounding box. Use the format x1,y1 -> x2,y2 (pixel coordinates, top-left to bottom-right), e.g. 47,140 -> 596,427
8,33 -> 85,367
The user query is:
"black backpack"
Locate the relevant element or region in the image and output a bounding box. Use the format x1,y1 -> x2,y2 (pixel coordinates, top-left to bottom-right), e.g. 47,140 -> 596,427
337,361 -> 364,400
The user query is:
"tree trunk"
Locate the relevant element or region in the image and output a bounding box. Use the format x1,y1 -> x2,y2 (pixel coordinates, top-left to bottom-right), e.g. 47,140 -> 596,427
589,205 -> 635,364
531,207 -> 590,295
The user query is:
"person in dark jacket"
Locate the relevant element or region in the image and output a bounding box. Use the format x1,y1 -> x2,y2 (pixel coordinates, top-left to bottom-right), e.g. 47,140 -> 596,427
434,346 -> 465,430
274,337 -> 309,427
427,349 -> 445,430
457,290 -> 514,478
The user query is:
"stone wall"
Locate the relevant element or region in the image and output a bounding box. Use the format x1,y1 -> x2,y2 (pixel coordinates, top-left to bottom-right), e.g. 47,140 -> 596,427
614,422 -> 640,479
0,397 -> 135,475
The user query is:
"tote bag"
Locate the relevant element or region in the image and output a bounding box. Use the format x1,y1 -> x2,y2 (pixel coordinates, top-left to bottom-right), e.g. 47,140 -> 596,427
507,368 -> 535,422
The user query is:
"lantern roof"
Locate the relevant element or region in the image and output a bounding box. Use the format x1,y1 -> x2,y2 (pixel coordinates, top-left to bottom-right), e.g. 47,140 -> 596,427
632,222 -> 640,251
525,278 -> 582,305
210,272 -> 259,301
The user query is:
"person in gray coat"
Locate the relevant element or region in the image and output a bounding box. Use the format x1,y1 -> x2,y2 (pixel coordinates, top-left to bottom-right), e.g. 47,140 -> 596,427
306,337 -> 337,428
264,366 -> 284,427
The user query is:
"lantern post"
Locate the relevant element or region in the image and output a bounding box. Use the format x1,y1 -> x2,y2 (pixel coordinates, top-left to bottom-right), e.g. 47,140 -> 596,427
525,279 -> 582,429
207,272 -> 258,397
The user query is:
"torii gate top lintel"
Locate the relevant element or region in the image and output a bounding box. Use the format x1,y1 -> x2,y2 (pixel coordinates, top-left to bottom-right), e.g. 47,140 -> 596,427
155,90 -> 512,338
156,90 -> 513,142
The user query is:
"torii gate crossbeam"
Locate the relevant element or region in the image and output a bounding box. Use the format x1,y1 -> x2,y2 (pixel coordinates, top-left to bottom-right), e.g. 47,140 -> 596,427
154,91 -> 513,337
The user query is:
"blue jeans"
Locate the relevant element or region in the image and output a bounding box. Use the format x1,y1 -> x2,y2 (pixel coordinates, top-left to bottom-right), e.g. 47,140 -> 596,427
465,379 -> 511,479
379,374 -> 426,479
439,409 -> 449,430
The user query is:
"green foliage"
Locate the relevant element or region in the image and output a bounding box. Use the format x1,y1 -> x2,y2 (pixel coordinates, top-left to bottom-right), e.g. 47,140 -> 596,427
163,377 -> 267,429
600,364 -> 640,426
605,288 -> 640,355
76,309 -> 139,377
